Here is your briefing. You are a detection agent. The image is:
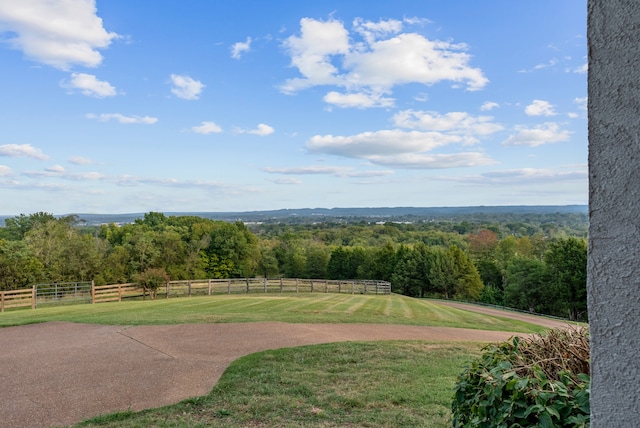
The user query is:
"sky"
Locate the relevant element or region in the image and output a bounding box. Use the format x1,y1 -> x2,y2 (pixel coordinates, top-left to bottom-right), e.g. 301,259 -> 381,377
0,0 -> 587,215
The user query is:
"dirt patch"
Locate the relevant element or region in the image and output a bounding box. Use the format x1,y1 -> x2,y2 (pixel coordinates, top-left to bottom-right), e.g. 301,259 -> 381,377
0,308 -> 562,427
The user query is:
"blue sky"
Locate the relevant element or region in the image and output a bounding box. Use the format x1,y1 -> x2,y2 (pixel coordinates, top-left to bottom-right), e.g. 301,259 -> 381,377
0,0 -> 587,215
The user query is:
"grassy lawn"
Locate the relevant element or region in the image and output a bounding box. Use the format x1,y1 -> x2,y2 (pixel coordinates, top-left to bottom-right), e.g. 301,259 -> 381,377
1,293 -> 548,427
77,340 -> 483,428
0,293 -> 545,333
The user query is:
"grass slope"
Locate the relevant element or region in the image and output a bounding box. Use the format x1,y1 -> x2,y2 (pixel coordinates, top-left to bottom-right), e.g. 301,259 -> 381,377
0,293 -> 544,333
78,341 -> 483,428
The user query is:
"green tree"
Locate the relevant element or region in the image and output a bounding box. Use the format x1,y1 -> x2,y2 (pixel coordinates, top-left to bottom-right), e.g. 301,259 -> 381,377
503,258 -> 550,313
3,212 -> 56,240
0,239 -> 43,290
544,237 -> 588,321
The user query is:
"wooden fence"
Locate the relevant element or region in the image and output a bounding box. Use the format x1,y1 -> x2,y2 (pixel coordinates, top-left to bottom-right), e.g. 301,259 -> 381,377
0,278 -> 391,311
0,288 -> 35,312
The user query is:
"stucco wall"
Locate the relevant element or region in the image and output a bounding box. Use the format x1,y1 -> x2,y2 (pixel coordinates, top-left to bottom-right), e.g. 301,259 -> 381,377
588,0 -> 640,425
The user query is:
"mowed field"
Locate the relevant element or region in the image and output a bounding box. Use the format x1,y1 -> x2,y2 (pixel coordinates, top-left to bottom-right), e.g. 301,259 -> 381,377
1,294 -> 554,427
0,293 -> 545,332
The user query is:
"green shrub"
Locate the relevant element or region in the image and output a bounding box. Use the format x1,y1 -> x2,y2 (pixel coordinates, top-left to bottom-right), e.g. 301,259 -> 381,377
136,267 -> 169,299
452,327 -> 590,427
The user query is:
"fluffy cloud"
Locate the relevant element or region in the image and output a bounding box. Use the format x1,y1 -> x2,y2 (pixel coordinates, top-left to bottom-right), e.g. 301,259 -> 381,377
502,123 -> 571,147
0,165 -> 13,176
170,74 -> 205,100
0,143 -> 49,160
365,152 -> 496,169
62,73 -> 117,97
392,110 -> 503,142
237,123 -> 275,136
46,164 -> 65,173
480,168 -> 586,184
525,100 -> 556,116
69,156 -> 95,165
441,167 -> 587,185
192,121 -> 223,134
86,113 -> 158,124
352,17 -> 403,44
480,101 -> 499,111
280,17 -> 487,105
323,91 -> 394,109
280,18 -> 350,92
231,37 -> 251,59
0,0 -> 119,70
263,165 -> 393,178
306,129 -> 495,169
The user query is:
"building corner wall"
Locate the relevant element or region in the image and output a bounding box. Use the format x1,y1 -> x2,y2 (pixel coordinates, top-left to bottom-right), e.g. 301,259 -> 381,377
588,0 -> 640,425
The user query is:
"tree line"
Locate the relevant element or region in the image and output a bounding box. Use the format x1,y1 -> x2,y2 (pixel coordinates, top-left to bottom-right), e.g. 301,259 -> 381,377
0,211 -> 587,320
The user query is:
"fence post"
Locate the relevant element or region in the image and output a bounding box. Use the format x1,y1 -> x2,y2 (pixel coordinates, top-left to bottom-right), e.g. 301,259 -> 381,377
118,284 -> 122,302
352,281 -> 355,294
263,277 -> 267,293
166,281 -> 169,298
208,279 -> 212,296
310,279 -> 314,293
280,277 -> 283,293
91,280 -> 95,304
325,280 -> 328,293
188,280 -> 192,297
32,286 -> 36,309
246,278 -> 249,294
296,278 -> 299,293
1,291 -> 4,312
228,279 -> 231,294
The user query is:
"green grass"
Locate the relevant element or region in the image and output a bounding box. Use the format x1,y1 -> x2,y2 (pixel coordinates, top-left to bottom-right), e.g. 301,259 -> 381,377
0,293 -> 545,333
76,341 -> 483,428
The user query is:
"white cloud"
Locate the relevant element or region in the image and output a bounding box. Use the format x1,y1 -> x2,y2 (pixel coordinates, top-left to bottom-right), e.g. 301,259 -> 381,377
269,177 -> 303,185
0,165 -> 13,176
525,100 -> 556,116
502,122 -> 571,147
365,152 -> 496,169
0,143 -> 49,160
441,167 -> 587,185
62,72 -> 117,97
170,74 -> 205,100
480,168 -> 586,183
353,17 -> 402,44
262,165 -> 394,178
573,63 -> 588,74
237,123 -> 274,136
86,113 -> 158,124
192,121 -> 223,134
280,17 -> 487,105
403,16 -> 433,26
46,164 -> 65,173
574,97 -> 587,110
0,0 -> 119,70
231,37 -> 251,59
567,97 -> 587,119
392,110 -> 503,141
280,18 -> 350,93
308,130 -> 459,158
480,101 -> 499,111
306,129 -> 495,169
323,91 -> 394,109
69,156 -> 95,165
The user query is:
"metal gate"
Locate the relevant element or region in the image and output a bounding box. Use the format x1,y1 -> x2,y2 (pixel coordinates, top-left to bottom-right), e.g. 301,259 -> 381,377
34,282 -> 93,307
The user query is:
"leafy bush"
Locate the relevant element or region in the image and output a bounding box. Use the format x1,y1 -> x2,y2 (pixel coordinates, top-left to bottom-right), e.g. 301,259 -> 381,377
136,267 -> 169,299
452,327 -> 590,427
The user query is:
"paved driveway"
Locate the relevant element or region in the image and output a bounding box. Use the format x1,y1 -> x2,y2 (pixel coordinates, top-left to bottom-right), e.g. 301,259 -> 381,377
0,303 -> 569,427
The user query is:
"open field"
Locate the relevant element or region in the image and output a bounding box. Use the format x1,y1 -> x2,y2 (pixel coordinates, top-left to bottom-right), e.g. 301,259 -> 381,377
0,294 -> 567,427
0,293 -> 547,332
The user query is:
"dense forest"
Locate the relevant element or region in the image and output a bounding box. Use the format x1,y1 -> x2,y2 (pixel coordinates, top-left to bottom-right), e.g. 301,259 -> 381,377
0,210 -> 588,320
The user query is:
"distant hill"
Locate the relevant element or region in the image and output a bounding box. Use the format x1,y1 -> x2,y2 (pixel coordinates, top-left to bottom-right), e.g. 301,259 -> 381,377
0,205 -> 588,227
